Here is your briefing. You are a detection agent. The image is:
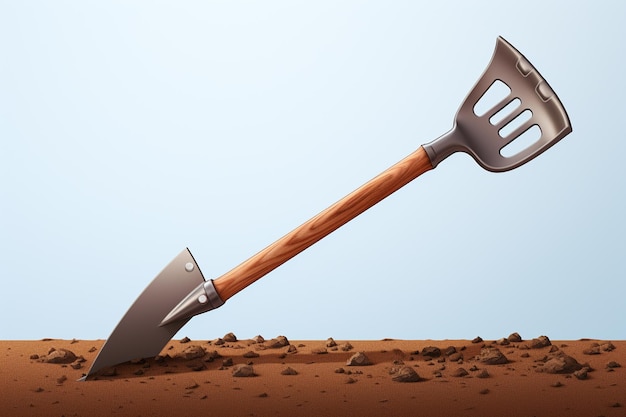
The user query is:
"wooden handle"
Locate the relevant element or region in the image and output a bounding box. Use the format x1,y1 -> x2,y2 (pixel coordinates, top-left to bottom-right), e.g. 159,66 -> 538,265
213,146 -> 434,301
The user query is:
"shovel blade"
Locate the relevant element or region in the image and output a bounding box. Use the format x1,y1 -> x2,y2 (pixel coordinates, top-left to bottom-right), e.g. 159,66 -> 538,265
82,248 -> 206,379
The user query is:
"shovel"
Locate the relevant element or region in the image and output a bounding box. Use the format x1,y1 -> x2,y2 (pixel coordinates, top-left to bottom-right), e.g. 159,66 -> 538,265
82,36 -> 571,379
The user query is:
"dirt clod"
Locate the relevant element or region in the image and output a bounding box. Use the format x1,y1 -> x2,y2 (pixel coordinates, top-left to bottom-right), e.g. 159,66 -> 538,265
530,336 -> 551,349
281,367 -> 298,375
45,348 -> 77,364
478,348 -> 508,365
223,333 -> 237,343
341,342 -> 354,352
421,346 -> 441,358
346,352 -> 372,366
476,369 -> 490,378
232,364 -> 255,377
539,352 -> 583,374
267,336 -> 289,349
177,345 -> 206,360
391,366 -> 420,383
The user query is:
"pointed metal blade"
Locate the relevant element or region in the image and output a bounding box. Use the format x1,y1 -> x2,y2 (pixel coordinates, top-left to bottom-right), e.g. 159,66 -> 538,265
81,248 -> 206,379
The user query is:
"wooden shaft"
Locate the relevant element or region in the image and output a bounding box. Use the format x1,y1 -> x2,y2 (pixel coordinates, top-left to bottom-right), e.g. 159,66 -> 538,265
213,146 -> 434,301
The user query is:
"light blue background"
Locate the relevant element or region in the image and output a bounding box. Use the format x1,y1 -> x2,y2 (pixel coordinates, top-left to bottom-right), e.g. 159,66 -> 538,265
1,1 -> 624,341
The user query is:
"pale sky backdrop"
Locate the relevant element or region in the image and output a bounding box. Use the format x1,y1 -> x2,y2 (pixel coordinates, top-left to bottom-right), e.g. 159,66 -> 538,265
1,1 -> 624,342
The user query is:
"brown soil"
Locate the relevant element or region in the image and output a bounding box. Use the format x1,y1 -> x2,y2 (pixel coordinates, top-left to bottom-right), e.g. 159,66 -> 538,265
1,337 -> 624,417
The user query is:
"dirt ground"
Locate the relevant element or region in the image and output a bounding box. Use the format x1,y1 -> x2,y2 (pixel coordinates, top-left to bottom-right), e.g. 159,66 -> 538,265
1,335 -> 624,417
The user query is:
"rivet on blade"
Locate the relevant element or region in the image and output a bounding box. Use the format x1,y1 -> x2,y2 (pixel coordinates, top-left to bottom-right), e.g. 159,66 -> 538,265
198,294 -> 208,304
185,262 -> 194,272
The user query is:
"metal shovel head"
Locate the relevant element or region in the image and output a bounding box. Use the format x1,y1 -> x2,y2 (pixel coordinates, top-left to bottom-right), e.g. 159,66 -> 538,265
424,36 -> 572,171
82,249 -> 206,379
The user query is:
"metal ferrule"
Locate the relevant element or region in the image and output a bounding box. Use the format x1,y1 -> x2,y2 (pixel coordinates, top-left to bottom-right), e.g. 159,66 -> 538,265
422,127 -> 468,169
159,280 -> 225,326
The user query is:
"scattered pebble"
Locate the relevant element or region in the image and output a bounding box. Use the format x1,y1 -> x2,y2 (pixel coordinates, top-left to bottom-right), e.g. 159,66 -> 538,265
177,345 -> 206,360
281,367 -> 298,376
268,336 -> 290,349
222,358 -> 233,367
391,366 -> 420,383
472,336 -> 483,344
479,388 -> 490,395
341,342 -> 354,352
326,338 -> 337,348
252,335 -> 265,344
478,348 -> 509,365
312,348 -> 328,355
180,337 -> 191,344
540,353 -> 583,374
601,342 -> 616,352
29,354 -> 39,360
551,381 -> 564,388
530,336 -> 551,349
444,346 -> 457,356
56,375 -> 67,384
204,350 -> 221,362
232,364 -> 255,377
476,369 -> 490,379
583,346 -> 601,355
185,381 -> 199,389
346,377 -> 357,384
346,352 -> 372,366
574,367 -> 589,380
452,368 -> 469,377
258,392 -> 268,398
223,333 -> 237,343
421,346 -> 441,358
508,332 -> 522,343
287,345 -> 298,354
45,348 -> 77,364
243,351 -> 259,359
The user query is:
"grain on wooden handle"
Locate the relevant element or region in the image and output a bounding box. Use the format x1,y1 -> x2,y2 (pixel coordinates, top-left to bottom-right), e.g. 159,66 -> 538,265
213,146 -> 434,301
